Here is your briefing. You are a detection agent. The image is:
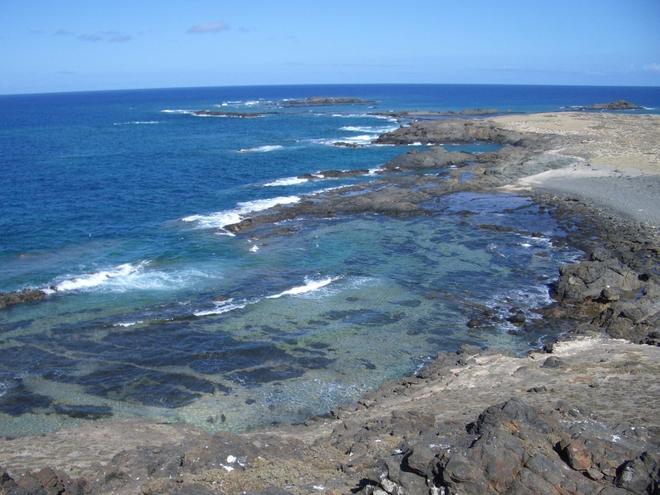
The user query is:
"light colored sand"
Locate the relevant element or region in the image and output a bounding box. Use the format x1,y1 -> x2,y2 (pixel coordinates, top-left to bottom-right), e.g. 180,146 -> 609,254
495,112 -> 660,174
495,112 -> 660,226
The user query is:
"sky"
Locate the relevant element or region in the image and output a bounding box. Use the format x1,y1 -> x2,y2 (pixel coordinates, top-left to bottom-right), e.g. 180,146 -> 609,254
1,0 -> 659,94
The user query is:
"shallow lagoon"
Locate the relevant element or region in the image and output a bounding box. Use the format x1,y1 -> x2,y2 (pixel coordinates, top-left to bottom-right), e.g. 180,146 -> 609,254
0,191 -> 580,436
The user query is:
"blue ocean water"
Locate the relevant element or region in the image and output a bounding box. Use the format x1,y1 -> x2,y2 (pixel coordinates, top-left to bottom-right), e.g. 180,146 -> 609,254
1,84 -> 659,435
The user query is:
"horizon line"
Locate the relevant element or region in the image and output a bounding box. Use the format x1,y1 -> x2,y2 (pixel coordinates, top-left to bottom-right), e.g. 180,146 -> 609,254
2,81 -> 660,98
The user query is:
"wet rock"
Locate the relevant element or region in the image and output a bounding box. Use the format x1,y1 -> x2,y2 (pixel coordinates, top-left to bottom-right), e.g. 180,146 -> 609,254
0,289 -> 47,310
507,311 -> 526,326
466,317 -> 482,328
54,404 -> 113,420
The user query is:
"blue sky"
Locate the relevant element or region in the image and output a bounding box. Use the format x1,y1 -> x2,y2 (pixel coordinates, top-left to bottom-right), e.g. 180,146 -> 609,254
2,0 -> 659,94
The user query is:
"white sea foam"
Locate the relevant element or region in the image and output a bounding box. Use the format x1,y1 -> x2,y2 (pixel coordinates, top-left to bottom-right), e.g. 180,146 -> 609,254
47,262 -> 211,294
307,185 -> 348,195
161,109 -> 194,115
238,145 -> 284,153
53,262 -> 148,292
367,167 -> 384,176
193,299 -> 247,317
266,276 -> 340,299
341,134 -> 378,144
249,244 -> 260,253
182,196 -> 301,232
114,320 -> 143,327
217,99 -> 270,107
340,125 -> 399,133
113,121 -> 160,126
263,177 -> 309,187
330,113 -> 398,122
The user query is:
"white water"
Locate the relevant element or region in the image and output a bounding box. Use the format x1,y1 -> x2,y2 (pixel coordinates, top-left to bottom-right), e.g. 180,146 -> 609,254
238,145 -> 284,153
263,177 -> 309,187
182,196 -> 301,232
266,276 -> 339,299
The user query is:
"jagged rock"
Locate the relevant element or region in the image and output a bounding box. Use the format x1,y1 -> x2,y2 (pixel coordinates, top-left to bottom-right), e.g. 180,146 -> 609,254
357,398 -> 656,495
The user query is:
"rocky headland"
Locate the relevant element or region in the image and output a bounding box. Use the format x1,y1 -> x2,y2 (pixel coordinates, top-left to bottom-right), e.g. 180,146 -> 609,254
1,111 -> 658,494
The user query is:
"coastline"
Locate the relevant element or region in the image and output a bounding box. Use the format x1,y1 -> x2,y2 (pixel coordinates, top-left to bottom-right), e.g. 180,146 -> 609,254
1,111 -> 658,494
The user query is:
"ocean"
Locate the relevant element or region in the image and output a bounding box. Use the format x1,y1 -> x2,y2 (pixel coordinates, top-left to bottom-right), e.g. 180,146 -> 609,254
1,84 -> 659,436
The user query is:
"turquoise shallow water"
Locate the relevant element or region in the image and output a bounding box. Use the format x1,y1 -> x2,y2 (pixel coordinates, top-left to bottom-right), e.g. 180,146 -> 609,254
2,84 -> 658,435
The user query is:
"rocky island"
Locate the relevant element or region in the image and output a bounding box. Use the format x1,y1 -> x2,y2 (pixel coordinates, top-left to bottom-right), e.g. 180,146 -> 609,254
572,100 -> 643,111
1,111 -> 658,495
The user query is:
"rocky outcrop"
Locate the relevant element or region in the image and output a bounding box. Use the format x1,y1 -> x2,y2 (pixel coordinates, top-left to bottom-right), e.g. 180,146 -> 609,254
0,289 -> 47,310
356,398 -> 659,495
553,247 -> 659,344
0,466 -> 88,494
375,120 -> 528,145
589,100 -> 642,111
385,148 -> 472,170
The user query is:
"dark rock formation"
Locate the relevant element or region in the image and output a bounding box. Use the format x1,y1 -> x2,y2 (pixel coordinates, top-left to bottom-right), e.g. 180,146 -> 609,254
0,466 -> 88,494
0,289 -> 47,310
300,169 -> 369,180
553,248 -> 659,344
355,398 -> 659,495
385,148 -> 472,170
589,100 -> 642,110
375,120 -> 527,146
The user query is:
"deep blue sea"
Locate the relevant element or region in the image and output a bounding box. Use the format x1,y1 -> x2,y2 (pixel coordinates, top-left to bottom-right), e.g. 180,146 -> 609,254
1,84 -> 659,435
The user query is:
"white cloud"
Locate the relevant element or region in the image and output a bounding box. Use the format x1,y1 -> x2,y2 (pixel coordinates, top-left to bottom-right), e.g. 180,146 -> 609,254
187,20 -> 230,34
643,62 -> 660,72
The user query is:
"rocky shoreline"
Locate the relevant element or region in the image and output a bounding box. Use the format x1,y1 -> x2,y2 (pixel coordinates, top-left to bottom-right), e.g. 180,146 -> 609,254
1,112 -> 658,494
